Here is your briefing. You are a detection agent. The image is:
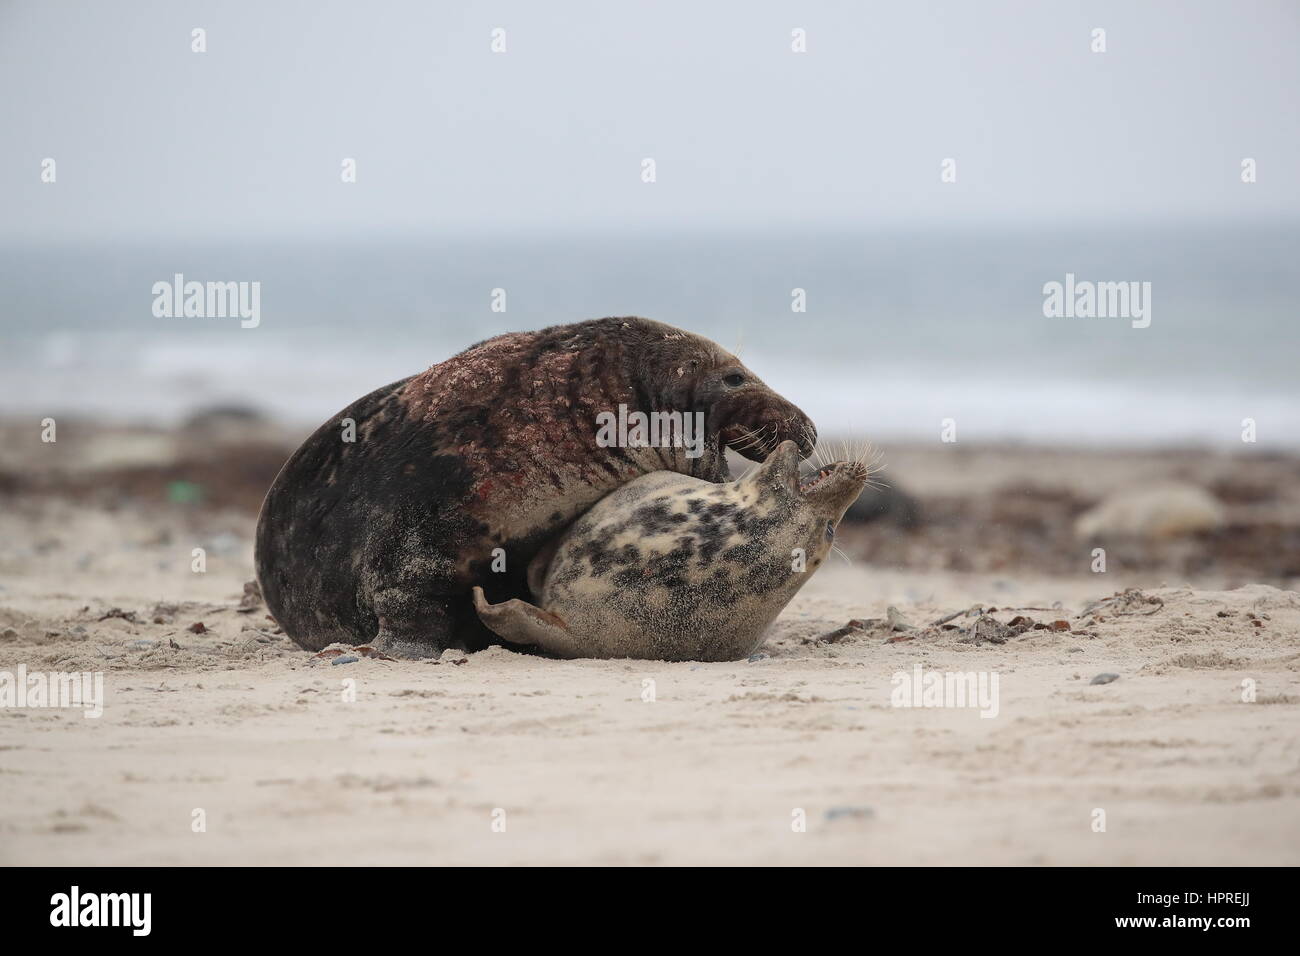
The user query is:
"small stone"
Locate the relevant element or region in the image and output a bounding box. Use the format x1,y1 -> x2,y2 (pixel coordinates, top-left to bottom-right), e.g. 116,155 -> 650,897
238,580 -> 263,613
886,606 -> 915,631
331,655 -> 359,666
959,614 -> 1013,645
747,653 -> 768,662
825,806 -> 874,822
1090,672 -> 1120,685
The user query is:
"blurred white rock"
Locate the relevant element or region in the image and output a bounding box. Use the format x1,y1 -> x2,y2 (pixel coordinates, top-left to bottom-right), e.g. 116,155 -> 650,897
1075,483 -> 1226,540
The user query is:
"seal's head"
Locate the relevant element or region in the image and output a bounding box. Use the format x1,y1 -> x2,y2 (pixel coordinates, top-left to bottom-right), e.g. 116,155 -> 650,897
629,320 -> 817,465
740,438 -> 872,572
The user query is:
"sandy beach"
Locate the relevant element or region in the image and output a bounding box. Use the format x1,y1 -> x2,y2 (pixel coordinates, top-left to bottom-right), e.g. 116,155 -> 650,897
2,417 -> 1297,865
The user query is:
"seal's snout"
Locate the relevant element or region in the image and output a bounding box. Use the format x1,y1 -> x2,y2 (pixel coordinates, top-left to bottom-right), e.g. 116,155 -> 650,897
721,403 -> 817,463
791,422 -> 817,460
758,409 -> 816,461
800,459 -> 871,518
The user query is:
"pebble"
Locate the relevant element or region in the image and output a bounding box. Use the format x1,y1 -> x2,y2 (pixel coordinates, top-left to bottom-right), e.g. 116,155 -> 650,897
331,655 -> 359,666
825,806 -> 874,822
747,653 -> 768,662
1090,672 -> 1120,685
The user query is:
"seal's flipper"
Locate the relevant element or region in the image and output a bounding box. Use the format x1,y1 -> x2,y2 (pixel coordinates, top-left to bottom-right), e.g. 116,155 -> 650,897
471,586 -> 582,658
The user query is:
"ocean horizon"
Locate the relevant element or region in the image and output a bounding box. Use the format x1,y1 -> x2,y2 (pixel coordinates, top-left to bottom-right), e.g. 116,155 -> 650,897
3,222 -> 1297,448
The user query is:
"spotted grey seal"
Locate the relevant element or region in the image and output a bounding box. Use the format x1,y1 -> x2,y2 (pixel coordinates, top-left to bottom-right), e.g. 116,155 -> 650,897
255,317 -> 817,657
471,439 -> 869,661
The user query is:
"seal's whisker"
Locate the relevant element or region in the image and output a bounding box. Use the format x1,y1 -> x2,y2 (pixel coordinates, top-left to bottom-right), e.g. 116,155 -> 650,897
803,423 -> 833,470
799,428 -> 816,466
800,424 -> 821,463
749,422 -> 777,455
814,434 -> 833,469
730,425 -> 769,454
841,436 -> 883,476
728,425 -> 759,449
865,441 -> 882,468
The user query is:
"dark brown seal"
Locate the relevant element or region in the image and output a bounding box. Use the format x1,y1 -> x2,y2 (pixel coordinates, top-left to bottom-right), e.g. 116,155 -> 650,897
254,317 -> 817,657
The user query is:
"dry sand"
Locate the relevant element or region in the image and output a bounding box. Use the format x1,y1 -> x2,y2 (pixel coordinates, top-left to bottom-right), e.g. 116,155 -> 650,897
1,423 -> 1298,865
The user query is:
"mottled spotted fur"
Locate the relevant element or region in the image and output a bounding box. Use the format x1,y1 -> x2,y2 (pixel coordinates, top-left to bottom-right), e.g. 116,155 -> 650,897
473,440 -> 869,661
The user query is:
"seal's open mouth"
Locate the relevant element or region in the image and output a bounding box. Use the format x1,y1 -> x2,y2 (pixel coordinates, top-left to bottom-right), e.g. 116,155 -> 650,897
799,465 -> 839,495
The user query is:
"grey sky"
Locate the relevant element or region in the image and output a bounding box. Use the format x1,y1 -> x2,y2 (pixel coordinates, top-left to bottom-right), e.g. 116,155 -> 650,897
2,0 -> 1297,239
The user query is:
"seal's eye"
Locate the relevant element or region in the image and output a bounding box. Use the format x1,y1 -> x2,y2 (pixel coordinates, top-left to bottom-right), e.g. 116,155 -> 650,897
825,521 -> 835,540
723,373 -> 746,387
